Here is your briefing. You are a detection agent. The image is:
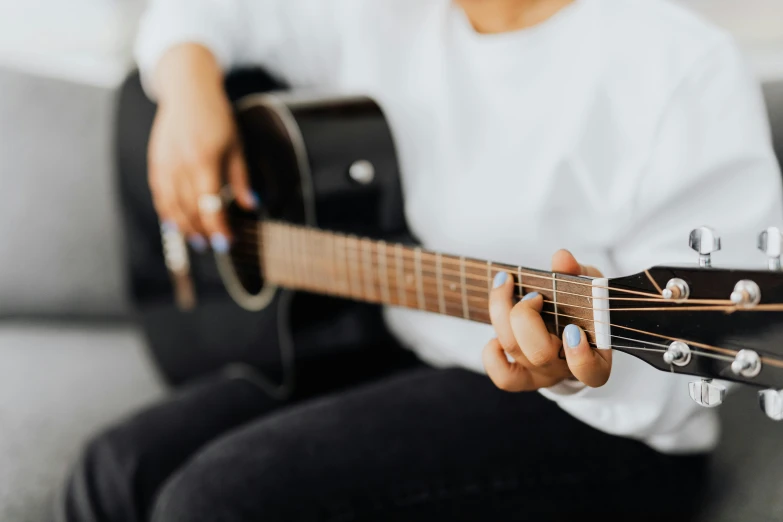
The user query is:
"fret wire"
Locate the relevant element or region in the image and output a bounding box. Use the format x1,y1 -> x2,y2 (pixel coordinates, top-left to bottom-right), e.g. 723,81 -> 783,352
303,228 -> 313,289
396,244 -> 407,307
437,253 -> 446,314
262,248 -> 596,313
262,247 -> 598,309
288,224 -> 297,286
307,229 -> 316,290
330,233 -> 340,294
249,221 -> 660,300
298,228 -> 307,288
486,261 -> 492,295
460,257 -> 469,320
339,235 -> 351,297
518,266 -> 524,296
552,274 -> 560,334
265,247 -> 592,302
261,249 -> 598,329
349,237 -> 362,300
362,239 -> 375,301
253,225 -> 599,300
415,248 -> 426,310
378,241 -> 390,304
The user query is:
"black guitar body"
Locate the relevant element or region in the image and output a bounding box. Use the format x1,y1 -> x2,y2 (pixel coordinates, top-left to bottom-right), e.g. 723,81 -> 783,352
117,70 -> 408,386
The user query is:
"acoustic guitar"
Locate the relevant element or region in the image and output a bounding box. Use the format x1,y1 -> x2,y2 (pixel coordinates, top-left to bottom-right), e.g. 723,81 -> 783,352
159,90 -> 783,420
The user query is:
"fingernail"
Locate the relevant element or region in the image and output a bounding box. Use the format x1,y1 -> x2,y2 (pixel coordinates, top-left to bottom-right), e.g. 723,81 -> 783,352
210,233 -> 230,254
250,191 -> 261,209
564,324 -> 582,349
188,234 -> 208,253
493,272 -> 508,289
522,292 -> 539,301
161,220 -> 178,234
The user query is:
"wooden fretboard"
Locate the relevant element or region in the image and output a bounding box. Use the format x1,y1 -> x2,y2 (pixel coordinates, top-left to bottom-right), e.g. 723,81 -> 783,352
238,221 -> 598,343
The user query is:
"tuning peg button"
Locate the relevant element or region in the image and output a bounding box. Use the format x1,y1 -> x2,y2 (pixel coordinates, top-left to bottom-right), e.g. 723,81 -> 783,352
689,379 -> 726,408
758,227 -> 783,271
663,341 -> 692,367
759,389 -> 783,421
689,227 -> 721,267
731,349 -> 762,378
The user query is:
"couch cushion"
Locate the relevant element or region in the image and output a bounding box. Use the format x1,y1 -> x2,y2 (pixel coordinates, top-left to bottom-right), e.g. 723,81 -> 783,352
0,69 -> 129,318
0,323 -> 165,522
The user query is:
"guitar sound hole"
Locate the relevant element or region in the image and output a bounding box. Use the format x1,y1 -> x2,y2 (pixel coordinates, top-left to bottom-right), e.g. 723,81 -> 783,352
228,206 -> 264,295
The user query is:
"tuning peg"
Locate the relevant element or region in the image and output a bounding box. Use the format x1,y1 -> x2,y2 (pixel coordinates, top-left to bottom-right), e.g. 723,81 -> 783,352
688,379 -> 726,408
758,227 -> 783,270
689,227 -> 721,267
730,349 -> 762,377
663,341 -> 691,366
759,389 -> 783,421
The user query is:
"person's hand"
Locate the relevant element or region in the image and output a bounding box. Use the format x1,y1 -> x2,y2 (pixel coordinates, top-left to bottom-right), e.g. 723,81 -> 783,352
483,249 -> 612,391
148,43 -> 258,253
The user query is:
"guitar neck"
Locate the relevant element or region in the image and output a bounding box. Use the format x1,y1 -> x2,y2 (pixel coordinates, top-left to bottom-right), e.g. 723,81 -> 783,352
256,221 -> 598,343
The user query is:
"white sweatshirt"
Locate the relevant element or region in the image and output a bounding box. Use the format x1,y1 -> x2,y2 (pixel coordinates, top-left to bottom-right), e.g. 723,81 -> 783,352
135,0 -> 783,453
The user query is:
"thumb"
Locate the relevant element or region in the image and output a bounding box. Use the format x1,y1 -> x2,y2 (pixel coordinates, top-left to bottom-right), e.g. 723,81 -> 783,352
226,141 -> 258,211
551,249 -> 602,278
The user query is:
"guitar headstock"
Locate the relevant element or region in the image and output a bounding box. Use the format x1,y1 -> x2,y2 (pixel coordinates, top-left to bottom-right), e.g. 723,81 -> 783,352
607,227 -> 783,421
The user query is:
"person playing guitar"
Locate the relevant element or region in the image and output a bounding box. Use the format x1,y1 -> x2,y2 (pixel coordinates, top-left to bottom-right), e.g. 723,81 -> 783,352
61,1 -> 782,521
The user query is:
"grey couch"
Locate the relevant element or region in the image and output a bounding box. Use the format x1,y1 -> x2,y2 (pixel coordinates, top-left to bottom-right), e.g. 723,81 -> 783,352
1,67 -> 782,521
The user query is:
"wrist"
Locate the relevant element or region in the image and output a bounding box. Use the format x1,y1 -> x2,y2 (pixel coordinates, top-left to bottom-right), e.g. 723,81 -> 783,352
154,43 -> 225,106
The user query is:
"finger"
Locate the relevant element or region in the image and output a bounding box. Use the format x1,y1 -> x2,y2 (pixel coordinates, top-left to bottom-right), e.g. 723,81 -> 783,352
482,338 -> 534,392
488,271 -> 528,364
150,164 -> 192,236
176,169 -> 209,252
551,249 -> 602,278
192,159 -> 232,252
562,324 -> 612,387
509,294 -> 565,371
226,142 -> 258,211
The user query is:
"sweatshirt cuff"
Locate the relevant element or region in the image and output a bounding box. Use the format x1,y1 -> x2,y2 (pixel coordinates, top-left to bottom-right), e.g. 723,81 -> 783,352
538,378 -> 590,400
133,5 -> 236,99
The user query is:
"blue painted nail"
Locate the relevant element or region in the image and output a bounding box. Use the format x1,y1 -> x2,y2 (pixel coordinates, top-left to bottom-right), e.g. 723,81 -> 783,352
565,324 -> 582,349
210,233 -> 230,254
250,191 -> 262,209
161,220 -> 178,234
188,234 -> 208,253
522,292 -> 540,301
493,272 -> 508,288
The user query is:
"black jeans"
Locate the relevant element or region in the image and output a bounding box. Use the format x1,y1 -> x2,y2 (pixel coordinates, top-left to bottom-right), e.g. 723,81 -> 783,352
61,347 -> 708,522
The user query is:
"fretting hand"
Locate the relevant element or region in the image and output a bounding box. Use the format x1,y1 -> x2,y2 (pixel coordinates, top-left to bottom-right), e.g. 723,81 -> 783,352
483,250 -> 612,391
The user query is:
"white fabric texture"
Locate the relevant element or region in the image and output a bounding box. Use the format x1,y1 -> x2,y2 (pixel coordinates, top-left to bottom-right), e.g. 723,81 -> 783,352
135,0 -> 783,453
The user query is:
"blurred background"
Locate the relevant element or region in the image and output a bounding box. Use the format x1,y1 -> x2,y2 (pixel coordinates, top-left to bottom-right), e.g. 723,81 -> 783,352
0,1 -> 782,521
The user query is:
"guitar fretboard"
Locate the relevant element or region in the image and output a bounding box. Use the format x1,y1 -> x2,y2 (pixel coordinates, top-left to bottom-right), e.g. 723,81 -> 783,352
245,221 -> 598,343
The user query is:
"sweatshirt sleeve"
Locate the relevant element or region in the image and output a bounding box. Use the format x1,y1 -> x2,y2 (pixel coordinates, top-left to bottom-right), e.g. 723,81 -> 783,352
540,40 -> 783,453
134,0 -> 346,97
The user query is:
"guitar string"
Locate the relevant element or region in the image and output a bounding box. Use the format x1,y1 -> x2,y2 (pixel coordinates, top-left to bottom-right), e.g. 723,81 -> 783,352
228,251 -> 736,310
548,310 -> 783,368
235,231 -> 662,299
227,231 -> 760,312
218,224 -> 783,366
232,244 -> 741,314
229,240 -> 736,306
232,222 -> 663,299
231,248 -> 726,307
231,232 -> 734,306
226,252 -> 783,367
236,222 -> 779,309
590,344 -> 734,364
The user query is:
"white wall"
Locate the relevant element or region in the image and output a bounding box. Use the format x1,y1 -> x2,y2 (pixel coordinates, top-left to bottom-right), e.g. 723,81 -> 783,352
678,0 -> 783,81
0,0 -> 145,87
